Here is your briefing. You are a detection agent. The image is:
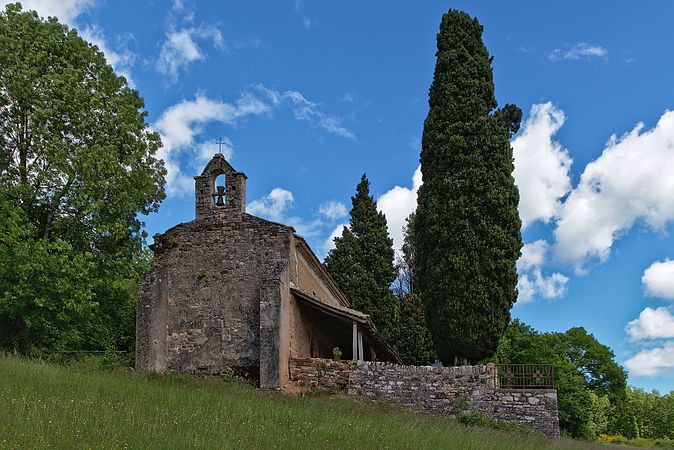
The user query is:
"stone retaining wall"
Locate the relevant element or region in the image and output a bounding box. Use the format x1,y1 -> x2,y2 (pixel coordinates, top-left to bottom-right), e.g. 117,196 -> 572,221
289,358 -> 358,392
288,357 -> 560,438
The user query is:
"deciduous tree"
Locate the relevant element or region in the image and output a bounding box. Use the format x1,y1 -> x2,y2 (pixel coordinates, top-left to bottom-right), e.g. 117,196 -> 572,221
0,4 -> 164,352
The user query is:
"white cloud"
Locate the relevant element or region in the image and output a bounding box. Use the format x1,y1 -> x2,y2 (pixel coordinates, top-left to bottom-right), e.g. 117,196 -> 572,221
319,201 -> 347,220
377,166 -> 422,254
154,86 -> 352,195
248,188 -> 325,240
172,0 -> 184,12
79,25 -> 136,86
153,93 -> 270,194
247,188 -> 294,221
626,307 -> 674,341
157,25 -> 224,80
323,223 -> 346,255
3,0 -> 95,25
517,240 -> 549,272
257,85 -> 355,139
512,103 -> 573,229
624,342 -> 674,377
549,43 -> 608,61
642,259 -> 674,300
553,110 -> 674,270
517,269 -> 569,304
516,240 -> 569,304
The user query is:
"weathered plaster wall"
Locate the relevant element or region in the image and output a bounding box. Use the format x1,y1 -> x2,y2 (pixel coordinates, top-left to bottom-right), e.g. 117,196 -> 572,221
136,213 -> 292,380
136,266 -> 168,372
287,358 -> 560,438
287,294 -> 313,360
290,239 -> 346,308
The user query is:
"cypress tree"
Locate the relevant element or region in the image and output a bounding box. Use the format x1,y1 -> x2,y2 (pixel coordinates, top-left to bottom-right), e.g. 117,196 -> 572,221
325,175 -> 399,342
414,10 -> 523,365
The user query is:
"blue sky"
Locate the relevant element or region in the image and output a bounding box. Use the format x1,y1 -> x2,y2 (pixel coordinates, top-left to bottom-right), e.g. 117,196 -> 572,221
10,0 -> 674,392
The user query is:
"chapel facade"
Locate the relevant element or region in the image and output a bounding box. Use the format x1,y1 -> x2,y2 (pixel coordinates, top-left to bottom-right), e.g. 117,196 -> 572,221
136,154 -> 399,389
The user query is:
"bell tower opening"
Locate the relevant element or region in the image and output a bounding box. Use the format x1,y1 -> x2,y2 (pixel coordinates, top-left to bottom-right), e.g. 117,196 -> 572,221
213,173 -> 227,207
194,153 -> 247,219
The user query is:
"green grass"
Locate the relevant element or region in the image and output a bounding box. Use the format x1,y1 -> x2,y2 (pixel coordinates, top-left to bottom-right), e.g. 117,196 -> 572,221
0,355 -> 612,449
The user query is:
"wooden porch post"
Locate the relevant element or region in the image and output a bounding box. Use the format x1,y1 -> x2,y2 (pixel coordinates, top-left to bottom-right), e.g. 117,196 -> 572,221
357,330 -> 364,361
352,321 -> 358,361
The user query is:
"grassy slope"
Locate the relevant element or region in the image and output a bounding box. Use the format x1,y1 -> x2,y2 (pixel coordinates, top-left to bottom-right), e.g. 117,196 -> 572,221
0,356 -> 607,449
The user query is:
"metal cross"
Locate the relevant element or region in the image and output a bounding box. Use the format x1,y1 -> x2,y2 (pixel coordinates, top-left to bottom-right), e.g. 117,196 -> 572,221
216,137 -> 227,153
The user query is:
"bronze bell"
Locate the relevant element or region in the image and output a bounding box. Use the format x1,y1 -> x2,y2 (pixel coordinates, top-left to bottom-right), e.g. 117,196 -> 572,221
214,185 -> 226,206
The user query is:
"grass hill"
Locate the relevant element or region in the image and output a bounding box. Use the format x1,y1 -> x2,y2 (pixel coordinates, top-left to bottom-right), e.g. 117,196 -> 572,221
0,355 -> 610,449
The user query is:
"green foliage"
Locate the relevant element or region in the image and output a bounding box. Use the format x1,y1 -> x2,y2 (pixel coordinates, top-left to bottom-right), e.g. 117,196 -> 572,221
487,320 -> 629,439
0,4 -> 164,353
414,9 -> 522,365
332,346 -> 342,360
392,213 -> 437,365
394,294 -> 437,365
325,174 -> 399,343
587,392 -> 610,437
0,355 -> 619,449
598,433 -> 674,448
609,387 -> 674,440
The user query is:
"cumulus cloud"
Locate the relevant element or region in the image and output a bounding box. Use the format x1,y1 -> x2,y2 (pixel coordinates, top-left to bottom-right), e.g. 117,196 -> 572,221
154,86 -> 353,195
153,93 -> 270,194
2,0 -> 95,25
553,110 -> 674,270
517,270 -> 569,304
377,166 -> 422,254
319,201 -> 347,220
512,103 -> 573,229
549,43 -> 608,61
642,259 -> 674,299
626,307 -> 674,341
157,24 -> 224,80
516,240 -> 569,303
247,188 -> 326,241
256,85 -> 355,139
517,240 -> 549,272
247,188 -> 294,221
79,25 -> 136,86
624,342 -> 674,377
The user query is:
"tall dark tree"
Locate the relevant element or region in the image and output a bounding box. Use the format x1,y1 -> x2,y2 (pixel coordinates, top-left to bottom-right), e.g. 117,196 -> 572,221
325,175 -> 398,342
414,9 -> 523,365
0,4 -> 164,352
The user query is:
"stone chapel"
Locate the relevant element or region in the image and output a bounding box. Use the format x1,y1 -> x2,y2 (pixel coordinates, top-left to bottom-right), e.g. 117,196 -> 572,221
136,154 -> 399,389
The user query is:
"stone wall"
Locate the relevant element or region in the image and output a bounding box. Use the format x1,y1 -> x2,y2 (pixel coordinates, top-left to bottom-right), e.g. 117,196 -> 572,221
288,357 -> 358,393
492,389 -> 559,437
136,213 -> 293,380
287,358 -> 560,438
